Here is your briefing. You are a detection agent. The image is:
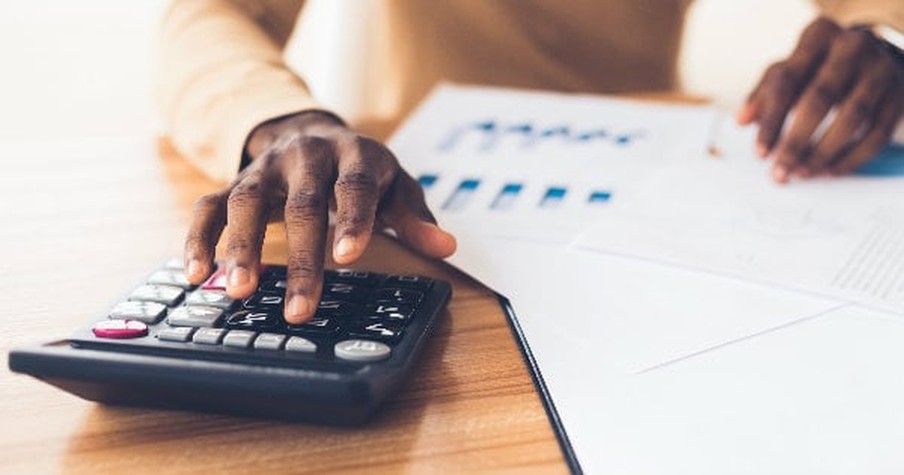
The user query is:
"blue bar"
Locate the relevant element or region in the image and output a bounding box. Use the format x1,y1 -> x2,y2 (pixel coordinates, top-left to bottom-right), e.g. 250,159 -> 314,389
418,174 -> 439,189
442,179 -> 481,211
588,190 -> 612,204
491,183 -> 523,210
539,187 -> 567,209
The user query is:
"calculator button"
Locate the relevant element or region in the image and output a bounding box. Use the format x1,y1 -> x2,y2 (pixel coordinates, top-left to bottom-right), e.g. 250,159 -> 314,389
225,310 -> 282,331
286,317 -> 340,337
167,306 -> 224,327
323,282 -> 368,302
201,267 -> 228,290
260,279 -> 287,292
284,336 -> 317,353
185,290 -> 234,309
383,275 -> 433,291
327,269 -> 380,286
157,326 -> 195,342
109,301 -> 166,324
375,288 -> 423,305
222,330 -> 256,349
253,333 -> 286,350
315,300 -> 357,318
147,270 -> 192,289
362,304 -> 414,322
347,321 -> 403,343
129,284 -> 184,306
93,319 -> 148,339
243,292 -> 285,310
193,327 -> 226,345
334,339 -> 391,362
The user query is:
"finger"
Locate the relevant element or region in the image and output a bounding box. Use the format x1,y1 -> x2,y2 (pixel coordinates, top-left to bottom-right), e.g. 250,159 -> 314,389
828,91 -> 903,175
380,171 -> 456,259
771,29 -> 867,181
224,172 -> 270,299
752,18 -> 840,157
184,192 -> 227,284
807,59 -> 896,172
282,137 -> 335,324
332,137 -> 396,265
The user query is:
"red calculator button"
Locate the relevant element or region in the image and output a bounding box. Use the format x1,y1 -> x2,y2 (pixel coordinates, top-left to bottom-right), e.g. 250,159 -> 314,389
92,319 -> 148,339
202,267 -> 228,290
202,265 -> 269,290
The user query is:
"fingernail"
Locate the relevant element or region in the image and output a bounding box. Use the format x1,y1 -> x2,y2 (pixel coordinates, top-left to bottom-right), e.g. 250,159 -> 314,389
335,236 -> 356,260
286,296 -> 313,321
228,266 -> 251,287
756,143 -> 769,158
772,165 -> 789,183
187,259 -> 203,280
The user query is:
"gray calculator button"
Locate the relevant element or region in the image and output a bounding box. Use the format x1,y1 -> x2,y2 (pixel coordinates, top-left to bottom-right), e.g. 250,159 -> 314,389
109,301 -> 166,323
147,270 -> 192,289
193,327 -> 226,345
285,336 -> 317,353
222,330 -> 256,348
167,306 -> 224,327
158,326 -> 195,342
129,284 -> 184,306
186,290 -> 233,309
254,333 -> 286,350
334,339 -> 391,362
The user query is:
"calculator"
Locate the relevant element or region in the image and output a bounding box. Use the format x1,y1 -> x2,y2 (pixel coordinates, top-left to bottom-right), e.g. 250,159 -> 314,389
8,259 -> 452,425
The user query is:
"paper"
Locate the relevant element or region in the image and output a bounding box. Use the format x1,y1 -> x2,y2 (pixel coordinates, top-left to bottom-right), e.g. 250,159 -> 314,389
577,305 -> 904,474
391,83 -> 718,245
577,118 -> 904,314
389,84 -> 904,473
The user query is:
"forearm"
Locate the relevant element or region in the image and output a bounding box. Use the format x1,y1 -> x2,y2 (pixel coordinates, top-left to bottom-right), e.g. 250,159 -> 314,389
158,0 -> 318,182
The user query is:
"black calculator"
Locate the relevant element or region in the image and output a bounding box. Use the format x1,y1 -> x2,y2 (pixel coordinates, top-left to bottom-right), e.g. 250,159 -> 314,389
8,259 -> 452,425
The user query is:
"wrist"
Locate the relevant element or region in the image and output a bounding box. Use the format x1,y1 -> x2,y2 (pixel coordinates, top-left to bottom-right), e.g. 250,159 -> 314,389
857,24 -> 904,67
245,110 -> 347,161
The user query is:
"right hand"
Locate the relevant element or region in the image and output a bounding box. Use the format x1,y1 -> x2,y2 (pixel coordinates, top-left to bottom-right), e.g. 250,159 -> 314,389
183,110 -> 457,324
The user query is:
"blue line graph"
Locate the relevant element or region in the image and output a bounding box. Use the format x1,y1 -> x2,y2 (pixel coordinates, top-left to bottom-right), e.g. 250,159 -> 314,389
438,119 -> 645,153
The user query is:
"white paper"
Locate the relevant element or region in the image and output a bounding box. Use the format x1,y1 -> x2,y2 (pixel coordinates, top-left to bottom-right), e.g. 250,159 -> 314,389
577,118 -> 904,314
578,305 -> 904,475
390,83 -> 718,244
388,85 -> 904,473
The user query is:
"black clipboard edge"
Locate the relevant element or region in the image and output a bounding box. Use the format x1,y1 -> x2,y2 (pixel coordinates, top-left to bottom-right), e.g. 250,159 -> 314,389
496,293 -> 583,474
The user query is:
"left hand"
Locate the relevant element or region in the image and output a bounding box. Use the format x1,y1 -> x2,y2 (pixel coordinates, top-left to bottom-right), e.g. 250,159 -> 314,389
737,17 -> 904,183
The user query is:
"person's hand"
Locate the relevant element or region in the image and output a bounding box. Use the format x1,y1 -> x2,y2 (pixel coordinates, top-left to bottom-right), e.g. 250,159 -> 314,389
182,111 -> 457,324
737,17 -> 904,183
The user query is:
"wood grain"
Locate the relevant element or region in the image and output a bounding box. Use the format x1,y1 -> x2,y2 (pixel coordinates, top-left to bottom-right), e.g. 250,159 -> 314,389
0,134 -> 567,474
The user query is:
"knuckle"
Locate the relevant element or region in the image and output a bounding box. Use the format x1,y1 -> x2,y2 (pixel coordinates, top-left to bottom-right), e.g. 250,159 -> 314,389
192,192 -> 224,213
810,82 -> 836,109
184,233 -> 209,252
336,170 -> 379,194
286,189 -> 328,219
838,28 -> 870,52
336,209 -> 373,231
846,99 -> 873,126
297,135 -> 334,157
227,181 -> 262,208
287,252 -> 319,283
226,237 -> 255,256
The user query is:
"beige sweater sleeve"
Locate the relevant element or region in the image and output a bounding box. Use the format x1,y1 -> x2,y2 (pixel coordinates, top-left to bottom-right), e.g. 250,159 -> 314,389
158,0 -> 320,182
816,0 -> 904,31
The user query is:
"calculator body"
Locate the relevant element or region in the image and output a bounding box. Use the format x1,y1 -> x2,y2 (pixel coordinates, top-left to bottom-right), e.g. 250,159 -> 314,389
9,263 -> 452,425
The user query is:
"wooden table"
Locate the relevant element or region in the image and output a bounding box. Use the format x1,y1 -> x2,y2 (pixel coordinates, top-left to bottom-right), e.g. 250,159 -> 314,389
0,134 -> 567,473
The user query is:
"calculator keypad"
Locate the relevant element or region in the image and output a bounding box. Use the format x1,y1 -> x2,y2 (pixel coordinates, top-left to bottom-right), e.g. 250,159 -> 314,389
88,264 -> 437,365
